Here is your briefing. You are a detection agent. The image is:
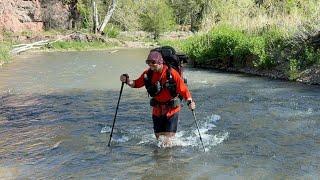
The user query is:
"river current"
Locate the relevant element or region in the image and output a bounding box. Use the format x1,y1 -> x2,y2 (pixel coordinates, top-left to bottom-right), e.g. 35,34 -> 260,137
0,49 -> 319,179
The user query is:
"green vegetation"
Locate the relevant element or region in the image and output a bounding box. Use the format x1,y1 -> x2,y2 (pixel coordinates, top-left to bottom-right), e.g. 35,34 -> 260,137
103,24 -> 121,38
0,44 -> 11,65
49,41 -> 119,51
179,26 -> 271,69
178,24 -> 319,78
164,0 -> 320,81
139,0 -> 175,39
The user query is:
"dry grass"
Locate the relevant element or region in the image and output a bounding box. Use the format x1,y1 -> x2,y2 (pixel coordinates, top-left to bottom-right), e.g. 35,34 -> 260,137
201,0 -> 320,37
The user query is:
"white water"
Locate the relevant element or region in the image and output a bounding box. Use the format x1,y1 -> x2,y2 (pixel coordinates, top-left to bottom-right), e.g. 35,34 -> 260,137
101,114 -> 228,151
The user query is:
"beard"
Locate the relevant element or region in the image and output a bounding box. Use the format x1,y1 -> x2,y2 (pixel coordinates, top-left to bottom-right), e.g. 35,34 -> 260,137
150,64 -> 162,72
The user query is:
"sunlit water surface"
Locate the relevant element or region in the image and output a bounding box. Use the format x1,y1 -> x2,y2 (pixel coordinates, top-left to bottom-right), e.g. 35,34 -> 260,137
0,49 -> 319,179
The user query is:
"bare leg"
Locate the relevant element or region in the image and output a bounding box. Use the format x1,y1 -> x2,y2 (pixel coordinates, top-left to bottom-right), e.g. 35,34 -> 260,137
155,132 -> 176,147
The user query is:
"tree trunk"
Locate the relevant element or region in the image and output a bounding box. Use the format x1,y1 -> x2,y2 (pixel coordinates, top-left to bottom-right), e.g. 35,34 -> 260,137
69,0 -> 79,29
92,1 -> 99,33
191,3 -> 205,32
97,0 -> 116,34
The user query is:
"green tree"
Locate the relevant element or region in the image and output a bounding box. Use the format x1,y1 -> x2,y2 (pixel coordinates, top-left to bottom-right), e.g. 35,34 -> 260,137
168,0 -> 209,32
139,0 -> 175,39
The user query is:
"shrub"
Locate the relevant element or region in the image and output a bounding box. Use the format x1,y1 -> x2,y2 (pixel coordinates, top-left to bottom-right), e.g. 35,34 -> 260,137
288,58 -> 300,80
296,47 -> 320,68
181,26 -> 272,69
103,24 -> 120,38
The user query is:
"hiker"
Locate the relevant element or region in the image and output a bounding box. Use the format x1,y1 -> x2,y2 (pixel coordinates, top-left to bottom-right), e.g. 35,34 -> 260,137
120,50 -> 196,145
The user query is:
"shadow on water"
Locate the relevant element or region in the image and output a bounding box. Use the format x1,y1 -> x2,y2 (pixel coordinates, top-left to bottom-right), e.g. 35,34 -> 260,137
0,88 -> 149,178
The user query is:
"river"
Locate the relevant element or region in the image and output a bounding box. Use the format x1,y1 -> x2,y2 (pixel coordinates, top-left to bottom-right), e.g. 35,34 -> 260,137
0,49 -> 319,179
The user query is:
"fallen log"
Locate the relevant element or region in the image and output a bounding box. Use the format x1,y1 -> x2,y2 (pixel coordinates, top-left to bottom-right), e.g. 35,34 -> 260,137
10,33 -> 75,55
10,40 -> 50,55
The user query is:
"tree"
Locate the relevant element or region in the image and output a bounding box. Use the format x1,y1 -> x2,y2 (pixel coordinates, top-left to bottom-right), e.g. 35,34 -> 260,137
97,0 -> 116,34
167,0 -> 209,32
139,0 -> 175,39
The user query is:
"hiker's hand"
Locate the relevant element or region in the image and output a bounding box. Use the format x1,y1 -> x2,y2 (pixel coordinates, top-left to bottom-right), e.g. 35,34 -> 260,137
120,74 -> 129,83
187,99 -> 196,110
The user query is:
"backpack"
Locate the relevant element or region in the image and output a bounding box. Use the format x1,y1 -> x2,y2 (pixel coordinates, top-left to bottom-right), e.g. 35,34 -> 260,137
150,46 -> 188,77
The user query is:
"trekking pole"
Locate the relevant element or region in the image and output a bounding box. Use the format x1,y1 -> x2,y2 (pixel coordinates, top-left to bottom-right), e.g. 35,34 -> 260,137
192,110 -> 206,152
108,75 -> 127,146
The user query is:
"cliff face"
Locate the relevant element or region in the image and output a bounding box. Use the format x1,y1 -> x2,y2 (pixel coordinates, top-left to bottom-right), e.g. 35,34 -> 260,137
0,0 -> 69,41
0,0 -> 43,33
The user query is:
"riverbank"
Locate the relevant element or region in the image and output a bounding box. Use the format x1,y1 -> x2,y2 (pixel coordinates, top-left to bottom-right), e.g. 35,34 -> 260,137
1,30 -> 319,86
176,26 -> 320,86
194,63 -> 320,85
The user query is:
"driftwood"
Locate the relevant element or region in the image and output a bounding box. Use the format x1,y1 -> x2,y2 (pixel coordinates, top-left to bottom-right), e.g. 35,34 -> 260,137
10,40 -> 50,55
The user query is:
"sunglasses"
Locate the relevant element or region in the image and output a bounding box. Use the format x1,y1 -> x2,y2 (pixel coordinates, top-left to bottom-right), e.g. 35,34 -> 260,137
145,60 -> 156,65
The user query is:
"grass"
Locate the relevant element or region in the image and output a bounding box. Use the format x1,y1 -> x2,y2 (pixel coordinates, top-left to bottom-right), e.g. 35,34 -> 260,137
0,43 -> 12,65
48,41 -> 119,51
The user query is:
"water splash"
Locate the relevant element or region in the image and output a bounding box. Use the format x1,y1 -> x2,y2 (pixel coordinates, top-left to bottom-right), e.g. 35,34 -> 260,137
100,114 -> 228,150
138,114 -> 228,151
100,126 -> 111,133
112,135 -> 129,143
101,126 -> 130,143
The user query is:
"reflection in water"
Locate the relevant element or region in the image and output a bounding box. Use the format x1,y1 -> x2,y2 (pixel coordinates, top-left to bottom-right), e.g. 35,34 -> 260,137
0,49 -> 319,179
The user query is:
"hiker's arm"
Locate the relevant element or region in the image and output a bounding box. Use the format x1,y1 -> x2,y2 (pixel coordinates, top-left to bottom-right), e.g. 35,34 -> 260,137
172,70 -> 191,100
120,71 -> 147,88
132,71 -> 147,88
172,70 -> 196,110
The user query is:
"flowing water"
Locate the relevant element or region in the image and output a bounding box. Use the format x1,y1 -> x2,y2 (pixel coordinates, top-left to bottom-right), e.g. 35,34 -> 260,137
0,49 -> 319,179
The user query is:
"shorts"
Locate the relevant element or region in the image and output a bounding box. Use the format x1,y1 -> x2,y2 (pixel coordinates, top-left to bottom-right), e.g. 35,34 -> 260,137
152,113 -> 179,133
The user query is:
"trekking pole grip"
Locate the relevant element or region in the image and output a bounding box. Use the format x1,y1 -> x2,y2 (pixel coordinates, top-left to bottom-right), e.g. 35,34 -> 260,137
122,74 -> 129,84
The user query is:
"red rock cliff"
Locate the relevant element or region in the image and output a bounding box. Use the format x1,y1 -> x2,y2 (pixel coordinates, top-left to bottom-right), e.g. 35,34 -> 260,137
0,0 -> 43,33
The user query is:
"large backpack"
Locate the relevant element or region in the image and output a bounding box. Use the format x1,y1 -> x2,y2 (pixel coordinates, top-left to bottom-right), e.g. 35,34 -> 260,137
150,46 -> 188,77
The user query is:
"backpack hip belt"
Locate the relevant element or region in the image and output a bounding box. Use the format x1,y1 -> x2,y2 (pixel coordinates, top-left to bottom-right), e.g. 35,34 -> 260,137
150,97 -> 180,108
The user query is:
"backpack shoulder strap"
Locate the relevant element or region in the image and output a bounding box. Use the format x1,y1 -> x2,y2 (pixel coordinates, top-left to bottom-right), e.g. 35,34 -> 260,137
147,68 -> 153,79
166,66 -> 172,80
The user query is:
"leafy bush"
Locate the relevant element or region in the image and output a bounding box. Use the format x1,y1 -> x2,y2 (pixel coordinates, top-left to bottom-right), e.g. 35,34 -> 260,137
181,26 -> 272,69
288,58 -> 300,80
103,24 -> 120,38
300,47 -> 320,67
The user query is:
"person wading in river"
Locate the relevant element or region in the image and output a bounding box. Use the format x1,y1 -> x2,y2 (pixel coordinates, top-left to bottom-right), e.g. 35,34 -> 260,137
120,51 -> 196,146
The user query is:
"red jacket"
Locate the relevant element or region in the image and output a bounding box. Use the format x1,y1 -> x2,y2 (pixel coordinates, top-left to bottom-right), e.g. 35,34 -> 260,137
133,65 -> 192,117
